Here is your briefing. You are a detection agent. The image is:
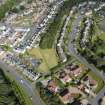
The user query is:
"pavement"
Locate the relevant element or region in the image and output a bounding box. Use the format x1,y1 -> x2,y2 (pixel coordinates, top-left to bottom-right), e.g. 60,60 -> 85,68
0,1 -> 105,105
0,1 -> 66,105
91,86 -> 105,105
68,44 -> 105,105
68,44 -> 105,81
68,13 -> 105,105
17,0 -> 65,50
0,60 -> 42,105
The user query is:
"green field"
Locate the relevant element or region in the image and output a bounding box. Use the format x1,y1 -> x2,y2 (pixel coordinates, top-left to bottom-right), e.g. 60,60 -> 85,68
28,48 -> 58,73
88,71 -> 104,93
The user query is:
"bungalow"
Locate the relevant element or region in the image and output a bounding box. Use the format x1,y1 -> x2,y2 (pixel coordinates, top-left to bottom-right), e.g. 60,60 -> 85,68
59,71 -> 72,84
70,67 -> 82,77
47,80 -> 59,93
66,65 -> 82,77
83,76 -> 97,87
59,88 -> 72,104
101,96 -> 105,105
70,100 -> 83,105
89,78 -> 97,87
77,84 -> 85,91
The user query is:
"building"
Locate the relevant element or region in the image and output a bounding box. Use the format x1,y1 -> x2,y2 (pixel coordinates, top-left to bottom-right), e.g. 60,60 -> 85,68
101,96 -> 105,105
59,88 -> 72,104
70,100 -> 82,105
59,71 -> 72,84
47,80 -> 58,93
83,76 -> 97,87
66,65 -> 82,77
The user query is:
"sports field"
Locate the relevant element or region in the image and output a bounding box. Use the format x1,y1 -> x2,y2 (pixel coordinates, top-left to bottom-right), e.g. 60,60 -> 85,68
28,48 -> 58,73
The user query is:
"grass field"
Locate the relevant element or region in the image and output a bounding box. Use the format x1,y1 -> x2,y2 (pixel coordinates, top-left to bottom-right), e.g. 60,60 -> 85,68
28,48 -> 58,73
97,32 -> 105,41
88,71 -> 104,94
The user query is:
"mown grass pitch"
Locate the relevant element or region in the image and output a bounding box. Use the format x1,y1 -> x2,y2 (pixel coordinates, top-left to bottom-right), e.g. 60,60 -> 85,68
28,48 -> 58,73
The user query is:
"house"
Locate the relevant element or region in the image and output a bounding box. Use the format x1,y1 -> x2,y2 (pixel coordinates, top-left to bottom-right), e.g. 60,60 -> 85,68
47,80 -> 58,93
77,84 -> 85,91
66,65 -> 82,77
70,100 -> 82,105
83,76 -> 97,87
101,96 -> 105,105
85,10 -> 92,16
59,71 -> 72,84
70,67 -> 82,77
59,88 -> 72,104
89,78 -> 97,87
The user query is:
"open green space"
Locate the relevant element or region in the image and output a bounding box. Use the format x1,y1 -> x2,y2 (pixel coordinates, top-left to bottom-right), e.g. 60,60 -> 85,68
88,71 -> 104,94
0,44 -> 12,51
28,48 -> 58,73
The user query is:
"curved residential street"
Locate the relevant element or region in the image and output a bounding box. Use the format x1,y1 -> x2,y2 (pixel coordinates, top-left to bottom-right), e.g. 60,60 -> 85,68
91,86 -> 105,105
0,1 -> 105,105
0,1 -> 68,105
68,13 -> 105,105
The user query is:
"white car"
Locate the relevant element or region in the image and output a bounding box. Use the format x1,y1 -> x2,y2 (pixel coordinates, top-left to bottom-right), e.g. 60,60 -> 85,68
20,80 -> 24,84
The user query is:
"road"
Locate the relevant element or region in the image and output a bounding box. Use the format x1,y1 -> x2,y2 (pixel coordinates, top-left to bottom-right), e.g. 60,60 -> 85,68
91,86 -> 105,105
68,44 -> 105,105
0,1 -> 67,105
68,13 -> 105,81
0,60 -> 42,105
68,13 -> 105,105
16,0 -> 66,50
68,44 -> 105,81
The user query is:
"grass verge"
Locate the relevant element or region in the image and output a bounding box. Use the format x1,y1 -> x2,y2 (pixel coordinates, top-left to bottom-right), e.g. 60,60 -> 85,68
88,71 -> 104,94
